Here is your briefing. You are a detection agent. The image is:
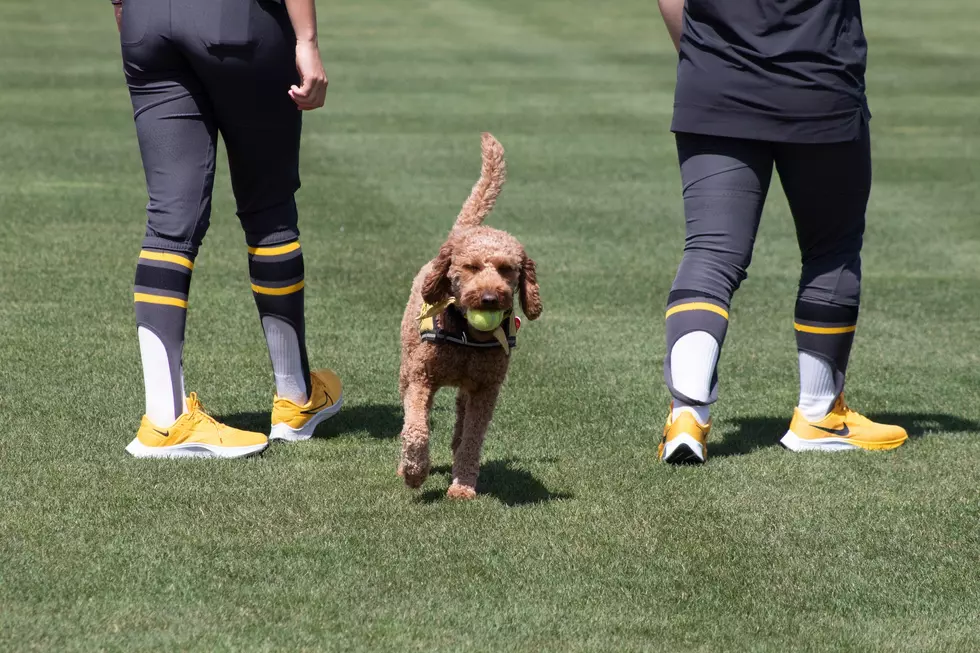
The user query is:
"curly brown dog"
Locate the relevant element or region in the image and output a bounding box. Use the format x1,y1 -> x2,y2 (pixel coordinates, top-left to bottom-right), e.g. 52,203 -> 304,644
398,133 -> 542,500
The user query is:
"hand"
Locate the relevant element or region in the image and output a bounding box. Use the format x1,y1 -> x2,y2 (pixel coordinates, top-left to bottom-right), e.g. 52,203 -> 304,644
289,40 -> 328,111
114,3 -> 122,32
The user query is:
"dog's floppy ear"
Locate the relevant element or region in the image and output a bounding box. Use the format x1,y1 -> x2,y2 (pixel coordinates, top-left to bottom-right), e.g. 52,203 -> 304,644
422,241 -> 453,303
519,255 -> 542,320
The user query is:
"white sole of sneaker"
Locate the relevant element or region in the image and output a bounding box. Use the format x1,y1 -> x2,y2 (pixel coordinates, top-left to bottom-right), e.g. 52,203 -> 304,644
125,438 -> 268,459
781,430 -> 907,452
780,430 -> 860,452
269,393 -> 343,442
661,433 -> 706,463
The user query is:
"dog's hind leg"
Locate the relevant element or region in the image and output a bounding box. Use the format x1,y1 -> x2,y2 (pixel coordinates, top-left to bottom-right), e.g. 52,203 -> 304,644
450,389 -> 468,455
448,384 -> 501,500
399,382 -> 435,488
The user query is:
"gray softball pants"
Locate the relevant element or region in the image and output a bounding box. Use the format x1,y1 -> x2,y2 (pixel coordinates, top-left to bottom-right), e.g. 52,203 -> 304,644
122,0 -> 309,416
665,126 -> 872,404
121,0 -> 302,256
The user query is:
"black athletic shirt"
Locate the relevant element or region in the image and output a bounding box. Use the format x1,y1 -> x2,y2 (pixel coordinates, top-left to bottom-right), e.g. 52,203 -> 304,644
671,0 -> 871,143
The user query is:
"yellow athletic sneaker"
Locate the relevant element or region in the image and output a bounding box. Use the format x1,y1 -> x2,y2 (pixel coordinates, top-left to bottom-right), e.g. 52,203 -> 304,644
780,395 -> 908,452
659,405 -> 710,464
269,368 -> 343,441
126,392 -> 268,459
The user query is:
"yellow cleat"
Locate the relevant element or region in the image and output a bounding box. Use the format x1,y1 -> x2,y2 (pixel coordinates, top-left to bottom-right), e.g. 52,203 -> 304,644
269,368 -> 343,442
659,405 -> 710,464
126,392 -> 268,459
781,395 -> 908,452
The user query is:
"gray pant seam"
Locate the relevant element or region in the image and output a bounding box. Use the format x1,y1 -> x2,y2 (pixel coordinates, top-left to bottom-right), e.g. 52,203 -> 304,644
682,161 -> 755,193
188,132 -> 215,251
133,90 -> 194,120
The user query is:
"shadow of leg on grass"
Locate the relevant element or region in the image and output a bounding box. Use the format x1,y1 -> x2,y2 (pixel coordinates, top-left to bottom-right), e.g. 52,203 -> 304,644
711,416 -> 788,458
712,412 -> 980,458
418,458 -> 571,506
219,403 -> 402,440
316,403 -> 401,439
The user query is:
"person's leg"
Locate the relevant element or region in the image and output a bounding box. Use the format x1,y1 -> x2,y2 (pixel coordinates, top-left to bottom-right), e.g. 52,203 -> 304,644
175,1 -> 340,439
177,0 -> 308,402
776,130 -> 869,417
123,2 -> 216,427
122,0 -> 267,458
661,133 -> 774,462
775,125 -> 906,451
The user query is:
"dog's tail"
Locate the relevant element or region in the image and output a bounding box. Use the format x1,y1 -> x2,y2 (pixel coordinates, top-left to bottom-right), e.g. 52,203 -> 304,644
454,132 -> 506,231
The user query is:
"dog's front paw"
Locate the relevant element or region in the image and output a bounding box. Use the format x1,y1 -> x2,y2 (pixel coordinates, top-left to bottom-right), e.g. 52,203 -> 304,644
446,482 -> 477,500
400,460 -> 429,489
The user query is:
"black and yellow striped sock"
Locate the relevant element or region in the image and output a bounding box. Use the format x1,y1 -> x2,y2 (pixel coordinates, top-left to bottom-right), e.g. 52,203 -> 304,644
134,249 -> 194,423
793,300 -> 858,395
248,239 -> 311,401
663,291 -> 730,405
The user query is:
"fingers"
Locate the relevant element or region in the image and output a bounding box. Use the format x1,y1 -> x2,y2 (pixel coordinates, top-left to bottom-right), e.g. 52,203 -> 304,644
288,77 -> 328,111
290,42 -> 328,110
289,80 -> 327,110
306,77 -> 327,109
288,74 -> 315,107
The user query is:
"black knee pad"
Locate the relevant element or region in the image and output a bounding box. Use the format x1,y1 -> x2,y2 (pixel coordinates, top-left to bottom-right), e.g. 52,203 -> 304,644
798,250 -> 861,306
240,197 -> 300,249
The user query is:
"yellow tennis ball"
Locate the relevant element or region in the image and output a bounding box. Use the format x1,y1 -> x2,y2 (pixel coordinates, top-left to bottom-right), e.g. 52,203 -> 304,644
466,309 -> 504,332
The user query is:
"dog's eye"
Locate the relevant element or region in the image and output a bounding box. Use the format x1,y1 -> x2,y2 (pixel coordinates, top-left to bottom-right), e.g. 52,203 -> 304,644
497,265 -> 516,275
463,264 -> 481,273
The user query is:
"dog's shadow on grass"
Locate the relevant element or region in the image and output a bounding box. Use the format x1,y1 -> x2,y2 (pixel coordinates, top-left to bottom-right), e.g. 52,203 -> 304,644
220,403 -> 402,440
713,412 -> 980,458
417,458 -> 572,507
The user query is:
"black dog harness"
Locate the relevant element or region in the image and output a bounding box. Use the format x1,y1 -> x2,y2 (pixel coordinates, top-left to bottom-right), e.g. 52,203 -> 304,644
418,299 -> 519,355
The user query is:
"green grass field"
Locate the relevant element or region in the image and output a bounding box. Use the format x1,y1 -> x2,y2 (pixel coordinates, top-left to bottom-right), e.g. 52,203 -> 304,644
2,1 -> 979,650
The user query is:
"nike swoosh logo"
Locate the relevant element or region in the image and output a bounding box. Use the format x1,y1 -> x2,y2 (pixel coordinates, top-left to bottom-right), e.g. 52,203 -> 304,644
300,393 -> 334,415
152,427 -> 169,437
814,425 -> 850,437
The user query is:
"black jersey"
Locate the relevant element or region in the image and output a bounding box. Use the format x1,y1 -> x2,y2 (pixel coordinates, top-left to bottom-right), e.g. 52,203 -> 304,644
671,0 -> 870,143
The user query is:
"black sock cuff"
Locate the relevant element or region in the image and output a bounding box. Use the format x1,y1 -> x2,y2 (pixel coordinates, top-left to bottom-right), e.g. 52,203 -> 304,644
667,289 -> 731,309
794,300 -> 858,326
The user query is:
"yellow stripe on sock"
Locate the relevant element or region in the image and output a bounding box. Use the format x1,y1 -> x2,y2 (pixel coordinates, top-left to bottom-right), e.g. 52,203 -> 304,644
134,292 -> 188,308
794,323 -> 857,335
251,280 -> 305,296
247,241 -> 300,257
665,302 -> 729,320
139,250 -> 194,270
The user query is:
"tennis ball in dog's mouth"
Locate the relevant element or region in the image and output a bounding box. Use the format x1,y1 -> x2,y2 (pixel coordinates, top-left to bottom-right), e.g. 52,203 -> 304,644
466,309 -> 505,332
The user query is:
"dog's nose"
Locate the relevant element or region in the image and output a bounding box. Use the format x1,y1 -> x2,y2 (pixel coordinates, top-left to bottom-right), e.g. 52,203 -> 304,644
480,292 -> 498,307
